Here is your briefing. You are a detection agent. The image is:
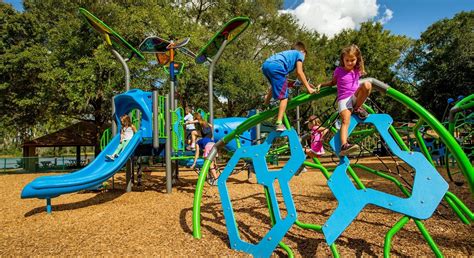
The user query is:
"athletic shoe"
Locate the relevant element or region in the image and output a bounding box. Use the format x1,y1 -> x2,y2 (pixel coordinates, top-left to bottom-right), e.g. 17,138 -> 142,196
339,143 -> 360,156
353,107 -> 369,119
106,154 -> 115,161
276,123 -> 286,132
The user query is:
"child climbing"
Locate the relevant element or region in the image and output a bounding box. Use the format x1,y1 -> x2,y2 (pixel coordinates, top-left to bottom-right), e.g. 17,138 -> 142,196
317,44 -> 372,156
190,136 -> 219,186
262,42 -> 316,131
184,107 -> 198,150
106,114 -> 137,161
193,112 -> 213,139
304,115 -> 329,158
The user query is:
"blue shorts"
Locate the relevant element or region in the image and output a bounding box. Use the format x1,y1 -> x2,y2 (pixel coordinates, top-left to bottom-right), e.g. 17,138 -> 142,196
262,61 -> 288,100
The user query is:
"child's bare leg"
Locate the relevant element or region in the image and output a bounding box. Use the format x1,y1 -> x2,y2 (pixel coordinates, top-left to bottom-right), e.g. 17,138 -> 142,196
191,131 -> 198,147
354,81 -> 372,109
277,98 -> 288,123
305,149 -> 316,159
210,161 -> 218,179
340,110 -> 352,145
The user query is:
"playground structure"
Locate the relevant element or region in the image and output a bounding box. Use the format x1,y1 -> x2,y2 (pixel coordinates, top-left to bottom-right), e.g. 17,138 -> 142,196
192,78 -> 474,257
21,9 -> 253,211
16,7 -> 473,258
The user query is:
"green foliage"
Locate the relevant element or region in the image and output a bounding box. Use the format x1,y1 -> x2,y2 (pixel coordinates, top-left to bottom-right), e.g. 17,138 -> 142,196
402,11 -> 474,118
1,0 -> 469,155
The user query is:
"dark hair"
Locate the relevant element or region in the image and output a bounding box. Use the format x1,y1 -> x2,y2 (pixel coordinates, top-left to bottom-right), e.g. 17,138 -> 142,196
292,41 -> 307,54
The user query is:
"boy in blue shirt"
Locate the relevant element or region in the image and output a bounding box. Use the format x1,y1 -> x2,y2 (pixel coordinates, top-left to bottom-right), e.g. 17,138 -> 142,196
262,42 -> 316,131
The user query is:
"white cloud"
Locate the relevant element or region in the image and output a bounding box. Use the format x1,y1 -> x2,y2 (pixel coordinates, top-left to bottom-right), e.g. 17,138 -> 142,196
378,8 -> 393,24
281,0 -> 393,38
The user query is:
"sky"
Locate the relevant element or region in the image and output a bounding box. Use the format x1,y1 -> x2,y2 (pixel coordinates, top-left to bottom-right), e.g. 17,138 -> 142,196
4,0 -> 474,39
283,0 -> 474,38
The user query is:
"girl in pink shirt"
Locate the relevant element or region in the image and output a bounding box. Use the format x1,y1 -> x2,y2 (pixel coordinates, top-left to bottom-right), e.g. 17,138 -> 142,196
317,45 -> 372,156
304,115 -> 329,158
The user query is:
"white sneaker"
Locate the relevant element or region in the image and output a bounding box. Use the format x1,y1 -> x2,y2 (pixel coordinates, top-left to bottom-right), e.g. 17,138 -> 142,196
276,124 -> 286,132
106,154 -> 115,160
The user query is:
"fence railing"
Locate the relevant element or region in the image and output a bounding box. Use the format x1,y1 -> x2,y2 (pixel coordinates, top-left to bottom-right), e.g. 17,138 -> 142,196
0,156 -> 95,173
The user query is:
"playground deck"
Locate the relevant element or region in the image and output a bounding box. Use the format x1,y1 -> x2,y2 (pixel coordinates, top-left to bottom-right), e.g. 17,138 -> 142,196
1,157 -> 472,256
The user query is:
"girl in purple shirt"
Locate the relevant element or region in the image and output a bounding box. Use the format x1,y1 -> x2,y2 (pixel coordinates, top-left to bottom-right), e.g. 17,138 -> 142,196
317,45 -> 372,156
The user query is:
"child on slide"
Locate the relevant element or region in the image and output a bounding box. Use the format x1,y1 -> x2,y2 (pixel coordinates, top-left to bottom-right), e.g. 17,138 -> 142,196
106,114 -> 137,161
317,44 -> 372,156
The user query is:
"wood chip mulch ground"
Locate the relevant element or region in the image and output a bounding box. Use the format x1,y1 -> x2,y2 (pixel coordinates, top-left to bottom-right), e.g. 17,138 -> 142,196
0,157 -> 472,256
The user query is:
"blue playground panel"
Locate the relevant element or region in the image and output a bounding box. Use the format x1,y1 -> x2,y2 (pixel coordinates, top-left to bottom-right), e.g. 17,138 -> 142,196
323,114 -> 449,245
218,129 -> 305,257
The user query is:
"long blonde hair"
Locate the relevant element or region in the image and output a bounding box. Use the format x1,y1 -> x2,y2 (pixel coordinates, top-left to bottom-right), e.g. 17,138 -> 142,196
193,112 -> 208,128
121,114 -> 137,132
340,44 -> 366,75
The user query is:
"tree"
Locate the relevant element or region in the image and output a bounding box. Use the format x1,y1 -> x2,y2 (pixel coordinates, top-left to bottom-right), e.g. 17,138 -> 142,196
403,11 -> 474,119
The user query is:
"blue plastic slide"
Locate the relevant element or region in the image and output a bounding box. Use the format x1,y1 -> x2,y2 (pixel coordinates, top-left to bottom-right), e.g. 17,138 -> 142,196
21,128 -> 143,200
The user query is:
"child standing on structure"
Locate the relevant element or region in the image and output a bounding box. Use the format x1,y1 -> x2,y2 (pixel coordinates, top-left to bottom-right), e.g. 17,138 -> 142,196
190,114 -> 218,185
106,114 -> 137,160
262,42 -> 316,131
184,107 -> 198,150
317,44 -> 372,156
304,115 -> 329,158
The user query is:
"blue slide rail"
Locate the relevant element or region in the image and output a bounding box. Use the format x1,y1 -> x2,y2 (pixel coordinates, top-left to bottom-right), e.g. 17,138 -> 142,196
21,131 -> 143,200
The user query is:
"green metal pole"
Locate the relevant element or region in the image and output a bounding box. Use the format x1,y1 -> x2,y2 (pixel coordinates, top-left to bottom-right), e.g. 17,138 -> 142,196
413,219 -> 443,257
347,166 -> 366,190
444,191 -> 474,221
295,220 -> 323,231
384,216 -> 410,258
413,120 -> 435,166
192,159 -> 211,239
386,88 -> 474,194
283,113 -> 291,129
352,164 -> 411,197
330,243 -> 340,258
264,186 -> 294,257
443,194 -> 469,224
304,161 -> 331,179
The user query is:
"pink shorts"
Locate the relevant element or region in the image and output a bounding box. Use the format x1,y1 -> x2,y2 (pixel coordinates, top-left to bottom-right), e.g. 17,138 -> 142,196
203,142 -> 216,158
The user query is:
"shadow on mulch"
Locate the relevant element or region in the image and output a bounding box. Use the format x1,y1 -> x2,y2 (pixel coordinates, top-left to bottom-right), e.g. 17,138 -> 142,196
24,189 -> 125,217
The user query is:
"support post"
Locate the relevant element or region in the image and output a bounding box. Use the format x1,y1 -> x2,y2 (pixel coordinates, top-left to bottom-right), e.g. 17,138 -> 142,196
111,97 -> 117,136
76,146 -> 81,167
126,159 -> 133,192
208,39 -> 228,132
256,109 -> 261,145
110,48 -> 130,135
165,93 -> 172,193
46,198 -> 52,214
153,89 -> 159,149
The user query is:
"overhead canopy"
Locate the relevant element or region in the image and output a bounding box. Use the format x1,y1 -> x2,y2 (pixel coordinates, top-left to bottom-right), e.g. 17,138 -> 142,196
139,36 -> 171,53
23,121 -> 102,148
195,17 -> 251,64
79,8 -> 145,60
